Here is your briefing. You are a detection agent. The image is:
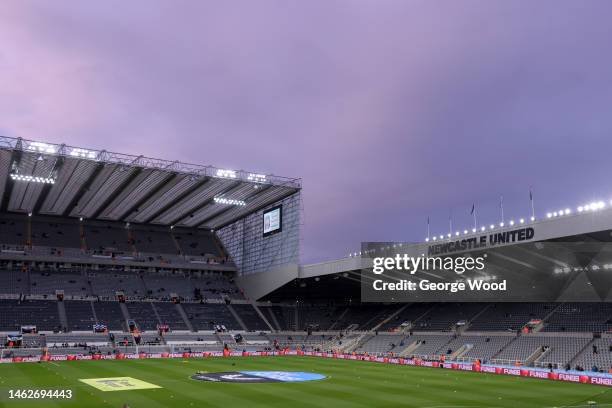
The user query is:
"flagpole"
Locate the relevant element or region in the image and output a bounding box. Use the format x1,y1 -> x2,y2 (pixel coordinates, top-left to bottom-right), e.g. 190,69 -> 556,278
530,189 -> 535,220
500,195 -> 504,224
470,204 -> 477,231
427,217 -> 430,240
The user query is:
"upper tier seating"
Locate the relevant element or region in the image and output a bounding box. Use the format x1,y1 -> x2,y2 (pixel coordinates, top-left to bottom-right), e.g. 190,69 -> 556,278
544,303 -> 612,332
0,213 -> 230,264
173,231 -> 220,257
378,303 -> 434,331
31,218 -> 81,249
84,223 -> 132,252
468,303 -> 556,332
412,303 -> 486,331
132,227 -> 179,254
0,216 -> 26,246
334,305 -> 399,330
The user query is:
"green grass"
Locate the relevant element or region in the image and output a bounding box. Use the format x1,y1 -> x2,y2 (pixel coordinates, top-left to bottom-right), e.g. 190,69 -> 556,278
0,356 -> 611,407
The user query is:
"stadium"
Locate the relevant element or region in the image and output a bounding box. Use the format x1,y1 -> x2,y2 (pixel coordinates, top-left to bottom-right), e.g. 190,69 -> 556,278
1,136 -> 612,407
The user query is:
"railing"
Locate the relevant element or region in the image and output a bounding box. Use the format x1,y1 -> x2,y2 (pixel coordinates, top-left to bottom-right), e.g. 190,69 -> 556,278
490,358 -> 522,366
453,356 -> 478,363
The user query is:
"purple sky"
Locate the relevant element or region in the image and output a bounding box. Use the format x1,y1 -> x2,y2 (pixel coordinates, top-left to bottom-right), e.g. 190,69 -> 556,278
1,1 -> 612,263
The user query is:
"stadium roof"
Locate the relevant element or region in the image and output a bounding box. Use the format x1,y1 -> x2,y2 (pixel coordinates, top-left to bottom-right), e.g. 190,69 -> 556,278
0,136 -> 301,229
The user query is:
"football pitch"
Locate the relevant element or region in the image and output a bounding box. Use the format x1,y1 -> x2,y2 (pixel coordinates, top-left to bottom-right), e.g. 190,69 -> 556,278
1,356 -> 611,408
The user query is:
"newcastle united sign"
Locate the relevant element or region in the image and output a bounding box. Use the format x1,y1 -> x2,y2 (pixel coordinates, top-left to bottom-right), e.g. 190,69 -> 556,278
427,227 -> 535,255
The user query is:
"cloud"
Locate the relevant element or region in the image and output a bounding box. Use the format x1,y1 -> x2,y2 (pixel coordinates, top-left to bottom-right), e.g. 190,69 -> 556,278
1,0 -> 612,262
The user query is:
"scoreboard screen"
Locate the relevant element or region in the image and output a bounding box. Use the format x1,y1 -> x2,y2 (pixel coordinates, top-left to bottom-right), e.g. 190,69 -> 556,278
263,205 -> 282,236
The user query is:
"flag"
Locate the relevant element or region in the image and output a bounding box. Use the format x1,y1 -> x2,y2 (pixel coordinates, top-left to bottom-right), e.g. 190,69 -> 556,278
529,189 -> 533,201
93,323 -> 107,333
470,204 -> 475,215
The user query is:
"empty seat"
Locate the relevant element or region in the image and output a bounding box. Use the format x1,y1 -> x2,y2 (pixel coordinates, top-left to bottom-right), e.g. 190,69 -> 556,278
0,299 -> 60,331
64,301 -> 96,331
182,303 -> 239,331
